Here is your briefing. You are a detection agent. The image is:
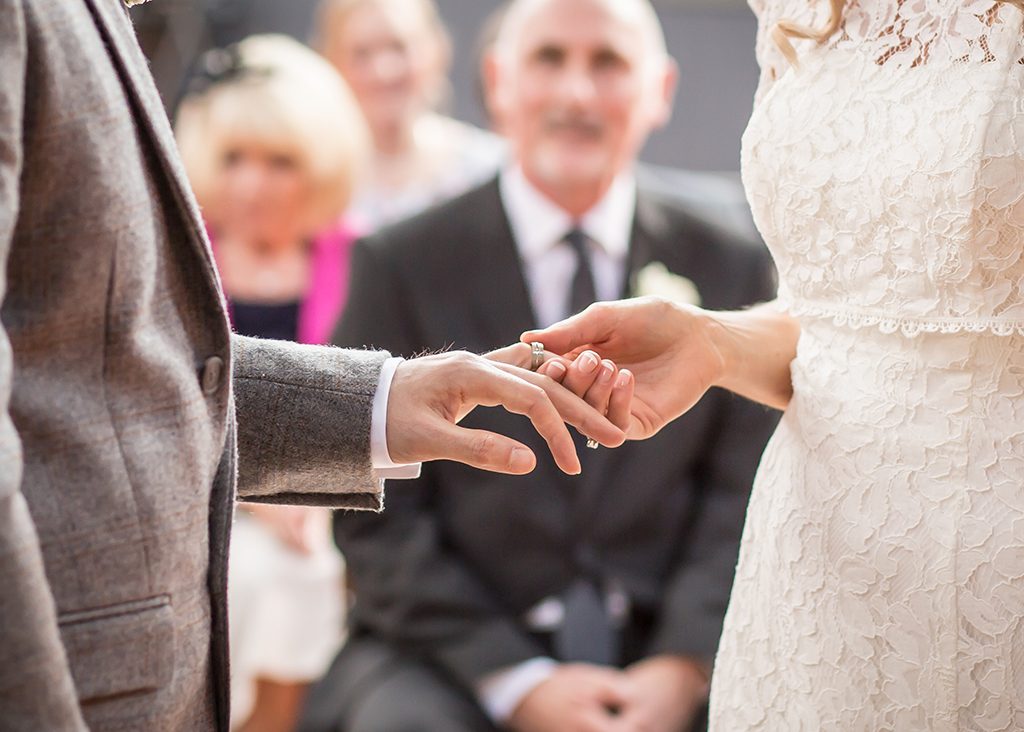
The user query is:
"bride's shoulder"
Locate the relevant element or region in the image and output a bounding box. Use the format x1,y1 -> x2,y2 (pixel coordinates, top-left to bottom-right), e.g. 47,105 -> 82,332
746,0 -> 772,20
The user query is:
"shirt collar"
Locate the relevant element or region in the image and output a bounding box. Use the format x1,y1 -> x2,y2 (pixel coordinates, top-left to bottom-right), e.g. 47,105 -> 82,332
499,165 -> 636,263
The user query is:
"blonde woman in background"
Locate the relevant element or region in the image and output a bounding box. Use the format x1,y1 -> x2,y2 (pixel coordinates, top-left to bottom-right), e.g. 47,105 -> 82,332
316,0 -> 506,230
176,35 -> 370,732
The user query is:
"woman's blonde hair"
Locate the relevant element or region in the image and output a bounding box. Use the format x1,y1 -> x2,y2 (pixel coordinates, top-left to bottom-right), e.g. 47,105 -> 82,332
774,0 -> 1024,66
313,0 -> 453,109
175,34 -> 369,232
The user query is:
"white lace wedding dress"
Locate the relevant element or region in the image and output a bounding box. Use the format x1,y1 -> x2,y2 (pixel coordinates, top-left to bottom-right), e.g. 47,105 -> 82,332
708,1 -> 1024,729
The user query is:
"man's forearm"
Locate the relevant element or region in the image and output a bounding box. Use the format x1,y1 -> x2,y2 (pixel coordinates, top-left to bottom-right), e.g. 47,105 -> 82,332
232,335 -> 386,506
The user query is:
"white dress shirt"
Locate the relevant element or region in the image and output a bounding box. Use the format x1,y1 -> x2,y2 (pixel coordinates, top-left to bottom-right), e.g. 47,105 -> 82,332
476,166 -> 638,722
501,165 -> 635,327
369,357 -> 421,480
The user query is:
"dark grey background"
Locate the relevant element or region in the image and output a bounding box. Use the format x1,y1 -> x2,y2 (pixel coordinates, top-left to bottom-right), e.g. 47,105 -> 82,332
437,0 -> 759,172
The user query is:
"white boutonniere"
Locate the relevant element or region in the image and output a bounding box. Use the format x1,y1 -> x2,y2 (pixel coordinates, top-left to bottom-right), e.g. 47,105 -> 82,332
632,262 -> 702,307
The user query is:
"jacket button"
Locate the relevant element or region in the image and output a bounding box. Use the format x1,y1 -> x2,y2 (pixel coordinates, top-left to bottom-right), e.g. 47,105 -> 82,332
201,356 -> 225,396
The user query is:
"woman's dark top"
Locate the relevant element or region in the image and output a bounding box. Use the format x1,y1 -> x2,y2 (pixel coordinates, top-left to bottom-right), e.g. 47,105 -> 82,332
230,299 -> 301,342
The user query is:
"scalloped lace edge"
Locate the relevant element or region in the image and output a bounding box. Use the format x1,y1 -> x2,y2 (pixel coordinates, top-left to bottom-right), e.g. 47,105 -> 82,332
778,300 -> 1024,337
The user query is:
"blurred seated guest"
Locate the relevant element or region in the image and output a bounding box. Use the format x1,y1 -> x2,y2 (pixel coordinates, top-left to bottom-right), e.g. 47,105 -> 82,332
315,0 -> 505,229
175,34 -> 370,732
300,1 -> 779,731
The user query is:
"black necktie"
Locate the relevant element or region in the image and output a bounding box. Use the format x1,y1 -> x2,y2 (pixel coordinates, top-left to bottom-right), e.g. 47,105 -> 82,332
556,230 -> 616,665
554,578 -> 616,666
564,228 -> 598,316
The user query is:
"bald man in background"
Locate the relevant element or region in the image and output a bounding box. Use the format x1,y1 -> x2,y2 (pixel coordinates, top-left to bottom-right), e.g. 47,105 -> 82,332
299,1 -> 777,731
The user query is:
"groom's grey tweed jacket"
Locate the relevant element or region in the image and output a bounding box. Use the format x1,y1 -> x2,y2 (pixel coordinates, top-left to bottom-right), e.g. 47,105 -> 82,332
0,0 -> 386,729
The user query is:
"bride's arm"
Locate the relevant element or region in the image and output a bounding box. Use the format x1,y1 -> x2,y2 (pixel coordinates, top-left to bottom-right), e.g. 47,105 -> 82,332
706,301 -> 800,411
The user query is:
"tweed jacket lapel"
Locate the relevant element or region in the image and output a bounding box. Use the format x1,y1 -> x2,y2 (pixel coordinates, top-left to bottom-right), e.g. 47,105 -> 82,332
81,0 -> 223,293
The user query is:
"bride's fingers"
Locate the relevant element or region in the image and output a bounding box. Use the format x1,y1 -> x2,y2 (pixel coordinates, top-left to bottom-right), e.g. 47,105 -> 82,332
487,361 -> 626,450
560,351 -> 605,398
582,359 -> 617,415
607,369 -> 634,434
521,303 -> 617,356
537,358 -> 569,382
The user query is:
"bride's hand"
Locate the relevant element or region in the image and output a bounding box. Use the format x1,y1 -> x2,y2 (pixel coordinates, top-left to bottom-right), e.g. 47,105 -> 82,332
521,297 -> 726,440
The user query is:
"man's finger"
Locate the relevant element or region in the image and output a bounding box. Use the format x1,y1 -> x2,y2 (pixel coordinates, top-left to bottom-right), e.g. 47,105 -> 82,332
483,342 -> 560,369
435,422 -> 538,474
584,669 -> 637,711
490,363 -> 626,449
537,357 -> 569,382
577,710 -> 622,732
593,683 -> 634,712
465,365 -> 583,474
482,342 -> 532,368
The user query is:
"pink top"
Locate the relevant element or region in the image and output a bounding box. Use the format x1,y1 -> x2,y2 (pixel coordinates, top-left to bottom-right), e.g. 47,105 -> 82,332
209,220 -> 361,346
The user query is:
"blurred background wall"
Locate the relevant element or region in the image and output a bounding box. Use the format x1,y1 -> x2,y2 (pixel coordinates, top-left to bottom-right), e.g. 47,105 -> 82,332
439,0 -> 760,172
133,0 -> 758,172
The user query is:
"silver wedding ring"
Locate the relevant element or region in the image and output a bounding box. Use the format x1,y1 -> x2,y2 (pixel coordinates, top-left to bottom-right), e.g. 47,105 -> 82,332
530,341 -> 545,371
586,439 -> 600,450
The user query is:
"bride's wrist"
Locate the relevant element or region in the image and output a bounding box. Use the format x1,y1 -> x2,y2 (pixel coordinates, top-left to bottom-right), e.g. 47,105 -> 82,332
695,302 -> 799,410
698,308 -> 743,392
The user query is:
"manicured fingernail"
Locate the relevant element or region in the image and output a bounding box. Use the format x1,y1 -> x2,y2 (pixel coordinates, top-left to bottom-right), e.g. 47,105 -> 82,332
548,361 -> 567,378
579,352 -> 599,373
599,361 -> 615,382
510,447 -> 534,473
616,370 -> 632,388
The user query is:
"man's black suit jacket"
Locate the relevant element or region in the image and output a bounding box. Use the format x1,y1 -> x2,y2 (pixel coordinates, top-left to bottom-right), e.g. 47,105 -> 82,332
332,176 -> 780,691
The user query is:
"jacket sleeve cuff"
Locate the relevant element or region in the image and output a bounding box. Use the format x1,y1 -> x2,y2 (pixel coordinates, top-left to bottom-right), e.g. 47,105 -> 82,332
232,335 -> 387,509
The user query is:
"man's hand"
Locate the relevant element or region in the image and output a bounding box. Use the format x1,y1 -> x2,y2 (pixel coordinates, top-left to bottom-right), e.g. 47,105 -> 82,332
241,504 -> 329,555
617,656 -> 709,732
522,298 -> 726,440
507,664 -> 635,732
385,351 -> 626,475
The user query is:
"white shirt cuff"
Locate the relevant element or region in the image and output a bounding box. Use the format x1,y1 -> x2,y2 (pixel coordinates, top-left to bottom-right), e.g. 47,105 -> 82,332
371,357 -> 422,479
476,657 -> 558,723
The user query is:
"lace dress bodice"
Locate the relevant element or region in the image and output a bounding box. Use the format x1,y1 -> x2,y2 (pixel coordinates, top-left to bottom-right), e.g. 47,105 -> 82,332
742,0 -> 1024,336
711,3 -> 1024,730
